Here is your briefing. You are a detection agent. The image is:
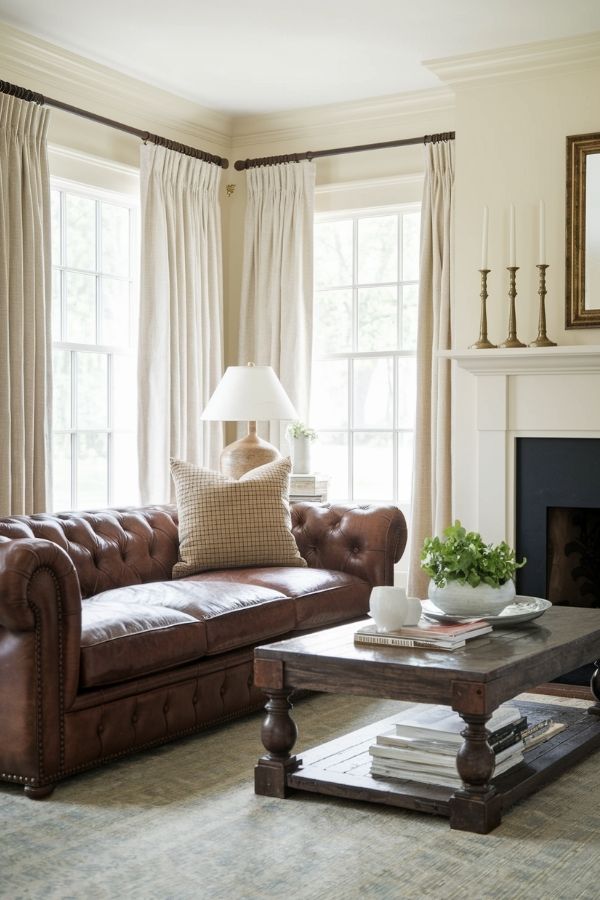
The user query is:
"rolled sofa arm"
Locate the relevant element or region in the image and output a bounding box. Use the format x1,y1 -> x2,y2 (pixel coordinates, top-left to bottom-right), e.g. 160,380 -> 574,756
0,537 -> 82,710
291,502 -> 407,587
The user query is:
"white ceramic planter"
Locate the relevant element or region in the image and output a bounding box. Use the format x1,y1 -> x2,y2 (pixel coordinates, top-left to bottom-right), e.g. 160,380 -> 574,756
290,436 -> 312,474
427,579 -> 516,618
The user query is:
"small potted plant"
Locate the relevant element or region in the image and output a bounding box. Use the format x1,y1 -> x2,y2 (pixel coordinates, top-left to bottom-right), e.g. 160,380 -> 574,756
286,422 -> 317,474
420,521 -> 526,616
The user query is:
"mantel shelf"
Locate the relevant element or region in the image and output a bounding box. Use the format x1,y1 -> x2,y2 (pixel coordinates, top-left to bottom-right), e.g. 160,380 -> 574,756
441,345 -> 600,375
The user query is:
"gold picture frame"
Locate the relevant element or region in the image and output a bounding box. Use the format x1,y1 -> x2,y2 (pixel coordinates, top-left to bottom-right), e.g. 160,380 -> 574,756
566,131 -> 600,328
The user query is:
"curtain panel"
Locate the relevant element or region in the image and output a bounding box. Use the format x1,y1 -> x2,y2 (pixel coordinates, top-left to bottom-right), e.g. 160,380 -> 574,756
138,144 -> 224,504
238,160 -> 316,445
0,94 -> 52,515
408,140 -> 454,598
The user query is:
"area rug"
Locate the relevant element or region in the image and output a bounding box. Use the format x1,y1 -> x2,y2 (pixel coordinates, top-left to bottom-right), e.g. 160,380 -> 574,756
1,692 -> 599,900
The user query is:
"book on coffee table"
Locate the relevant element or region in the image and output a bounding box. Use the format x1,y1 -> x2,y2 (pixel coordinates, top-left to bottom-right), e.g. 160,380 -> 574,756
370,750 -> 523,788
388,703 -> 523,742
354,619 -> 492,651
375,715 -> 528,755
369,703 -> 529,787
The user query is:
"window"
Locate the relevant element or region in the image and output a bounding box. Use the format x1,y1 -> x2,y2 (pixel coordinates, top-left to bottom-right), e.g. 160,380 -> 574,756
311,207 -> 419,520
51,180 -> 138,511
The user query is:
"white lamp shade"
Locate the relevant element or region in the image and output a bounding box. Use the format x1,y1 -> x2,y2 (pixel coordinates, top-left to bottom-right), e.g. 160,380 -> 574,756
201,365 -> 299,422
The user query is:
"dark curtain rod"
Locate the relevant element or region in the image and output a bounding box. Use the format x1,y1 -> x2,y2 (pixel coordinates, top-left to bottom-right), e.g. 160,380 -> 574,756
0,79 -> 229,169
234,131 -> 455,171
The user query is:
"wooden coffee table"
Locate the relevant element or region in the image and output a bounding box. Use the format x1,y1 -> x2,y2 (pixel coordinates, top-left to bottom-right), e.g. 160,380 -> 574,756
253,606 -> 600,833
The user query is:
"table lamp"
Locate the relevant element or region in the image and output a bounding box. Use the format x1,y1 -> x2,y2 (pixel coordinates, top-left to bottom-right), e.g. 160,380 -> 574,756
202,363 -> 299,478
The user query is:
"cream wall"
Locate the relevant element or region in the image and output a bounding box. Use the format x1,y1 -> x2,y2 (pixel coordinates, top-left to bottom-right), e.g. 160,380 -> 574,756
225,91 -> 455,368
6,20 -> 600,539
0,20 -> 234,371
442,42 -> 600,528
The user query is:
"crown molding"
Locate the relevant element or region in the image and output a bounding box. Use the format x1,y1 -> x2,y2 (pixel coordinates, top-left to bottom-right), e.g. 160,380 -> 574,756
0,22 -> 233,151
231,87 -> 455,148
48,143 -> 139,175
316,172 -> 423,195
426,31 -> 600,87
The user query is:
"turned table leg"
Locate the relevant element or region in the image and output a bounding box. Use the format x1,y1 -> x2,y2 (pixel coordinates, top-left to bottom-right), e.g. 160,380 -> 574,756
449,713 -> 502,833
255,689 -> 301,798
589,660 -> 600,718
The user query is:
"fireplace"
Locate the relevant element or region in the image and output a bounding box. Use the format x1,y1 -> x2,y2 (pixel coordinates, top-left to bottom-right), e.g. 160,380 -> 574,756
516,437 -> 600,682
449,346 -> 600,682
516,438 -> 600,606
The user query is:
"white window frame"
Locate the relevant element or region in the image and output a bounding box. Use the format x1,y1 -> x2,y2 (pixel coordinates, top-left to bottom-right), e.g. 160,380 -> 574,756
50,176 -> 139,510
312,203 -> 420,519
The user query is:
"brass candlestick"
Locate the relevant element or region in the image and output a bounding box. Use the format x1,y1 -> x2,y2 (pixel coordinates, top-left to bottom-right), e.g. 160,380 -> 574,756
470,269 -> 496,349
499,266 -> 526,348
529,264 -> 556,347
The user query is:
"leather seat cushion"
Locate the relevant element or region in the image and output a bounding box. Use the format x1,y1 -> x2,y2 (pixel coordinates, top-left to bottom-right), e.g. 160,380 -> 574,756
80,580 -> 294,687
187,567 -> 371,630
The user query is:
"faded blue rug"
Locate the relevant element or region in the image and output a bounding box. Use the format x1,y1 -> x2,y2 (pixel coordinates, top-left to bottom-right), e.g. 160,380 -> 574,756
1,693 -> 598,900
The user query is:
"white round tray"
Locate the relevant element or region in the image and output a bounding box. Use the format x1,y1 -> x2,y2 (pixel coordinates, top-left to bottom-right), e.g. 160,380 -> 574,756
422,595 -> 552,627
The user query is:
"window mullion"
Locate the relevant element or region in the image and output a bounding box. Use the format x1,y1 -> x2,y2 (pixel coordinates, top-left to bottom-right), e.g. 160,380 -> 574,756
71,350 -> 77,509
392,355 -> 398,506
51,180 -> 138,512
349,216 -> 359,500
398,213 -> 403,350
312,205 -> 418,508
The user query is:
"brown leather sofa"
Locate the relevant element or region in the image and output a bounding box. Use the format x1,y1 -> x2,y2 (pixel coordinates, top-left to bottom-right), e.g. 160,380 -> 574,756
0,501 -> 407,798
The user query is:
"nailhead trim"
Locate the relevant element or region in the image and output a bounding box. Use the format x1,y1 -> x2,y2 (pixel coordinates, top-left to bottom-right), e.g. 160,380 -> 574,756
26,565 -> 68,782
0,696 -> 265,787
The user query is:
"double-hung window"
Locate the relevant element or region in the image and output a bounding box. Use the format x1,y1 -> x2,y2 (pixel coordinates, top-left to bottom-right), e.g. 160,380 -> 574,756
50,180 -> 139,511
310,207 -> 419,524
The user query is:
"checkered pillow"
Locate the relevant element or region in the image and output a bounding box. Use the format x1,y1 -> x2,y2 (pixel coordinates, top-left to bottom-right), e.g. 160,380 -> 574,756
170,456 -> 307,577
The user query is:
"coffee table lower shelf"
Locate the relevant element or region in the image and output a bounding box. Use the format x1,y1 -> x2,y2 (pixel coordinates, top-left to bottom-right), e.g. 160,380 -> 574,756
284,701 -> 600,823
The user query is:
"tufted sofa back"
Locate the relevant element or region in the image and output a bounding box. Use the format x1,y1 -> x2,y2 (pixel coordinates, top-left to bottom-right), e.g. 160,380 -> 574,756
0,501 -> 406,598
0,507 -> 180,599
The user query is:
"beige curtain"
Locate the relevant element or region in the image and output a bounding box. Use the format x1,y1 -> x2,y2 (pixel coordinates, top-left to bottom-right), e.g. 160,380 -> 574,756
408,140 -> 454,598
0,94 -> 52,515
238,160 -> 315,444
138,144 -> 224,504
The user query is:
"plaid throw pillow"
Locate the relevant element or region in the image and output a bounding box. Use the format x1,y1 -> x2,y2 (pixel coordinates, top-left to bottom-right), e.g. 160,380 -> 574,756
170,456 -> 307,578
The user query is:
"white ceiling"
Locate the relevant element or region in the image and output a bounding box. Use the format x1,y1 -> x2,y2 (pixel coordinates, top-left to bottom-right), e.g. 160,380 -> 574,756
1,0 -> 600,115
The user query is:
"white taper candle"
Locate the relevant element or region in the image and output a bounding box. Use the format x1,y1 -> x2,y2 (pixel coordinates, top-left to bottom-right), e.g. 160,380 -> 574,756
481,206 -> 489,270
539,200 -> 546,264
509,204 -> 516,267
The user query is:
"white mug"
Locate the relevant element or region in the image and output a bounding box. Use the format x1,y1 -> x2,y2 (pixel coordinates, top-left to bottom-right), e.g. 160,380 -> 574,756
369,586 -> 422,632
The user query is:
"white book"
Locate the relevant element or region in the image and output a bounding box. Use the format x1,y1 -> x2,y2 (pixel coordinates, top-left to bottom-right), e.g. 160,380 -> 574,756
369,739 -> 524,769
289,474 -> 329,492
371,751 -> 523,788
391,703 -> 522,743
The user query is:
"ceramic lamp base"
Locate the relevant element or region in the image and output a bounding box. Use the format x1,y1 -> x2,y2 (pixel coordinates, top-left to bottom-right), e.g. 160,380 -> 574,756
220,421 -> 281,479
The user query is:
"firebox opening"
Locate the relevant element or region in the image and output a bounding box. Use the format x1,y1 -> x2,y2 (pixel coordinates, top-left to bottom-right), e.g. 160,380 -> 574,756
547,506 -> 600,609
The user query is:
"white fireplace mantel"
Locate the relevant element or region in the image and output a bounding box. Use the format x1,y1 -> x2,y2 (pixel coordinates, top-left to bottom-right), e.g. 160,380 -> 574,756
445,345 -> 600,546
443,345 -> 600,375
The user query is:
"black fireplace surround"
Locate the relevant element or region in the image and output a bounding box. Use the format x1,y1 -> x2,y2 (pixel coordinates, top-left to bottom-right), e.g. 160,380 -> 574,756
516,437 -> 600,683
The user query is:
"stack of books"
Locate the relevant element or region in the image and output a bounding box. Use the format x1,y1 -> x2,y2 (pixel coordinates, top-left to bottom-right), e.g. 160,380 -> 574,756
354,619 -> 493,652
369,704 -> 566,788
289,474 -> 329,503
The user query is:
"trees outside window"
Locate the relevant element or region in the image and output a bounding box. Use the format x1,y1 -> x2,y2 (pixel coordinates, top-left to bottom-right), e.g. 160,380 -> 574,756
311,207 -> 419,524
51,180 -> 138,511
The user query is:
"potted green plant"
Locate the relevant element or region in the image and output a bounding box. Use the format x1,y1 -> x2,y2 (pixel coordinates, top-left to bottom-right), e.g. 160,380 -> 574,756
420,521 -> 526,616
286,422 -> 317,473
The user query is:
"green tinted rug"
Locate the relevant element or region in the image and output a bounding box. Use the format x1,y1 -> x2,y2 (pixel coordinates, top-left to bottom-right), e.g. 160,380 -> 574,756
1,693 -> 598,900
